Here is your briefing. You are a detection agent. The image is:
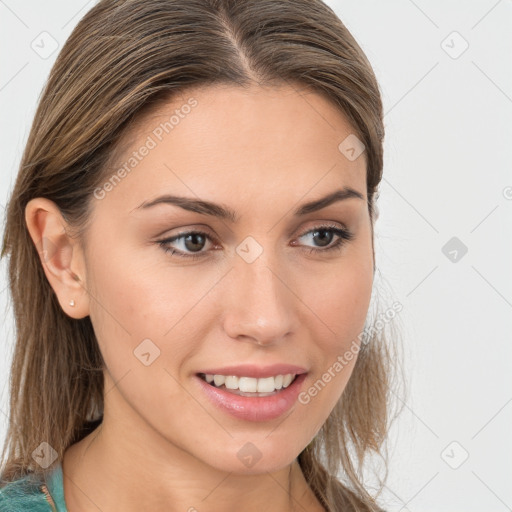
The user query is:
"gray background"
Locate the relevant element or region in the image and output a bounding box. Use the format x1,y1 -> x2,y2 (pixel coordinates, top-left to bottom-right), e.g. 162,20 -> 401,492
1,1 -> 511,510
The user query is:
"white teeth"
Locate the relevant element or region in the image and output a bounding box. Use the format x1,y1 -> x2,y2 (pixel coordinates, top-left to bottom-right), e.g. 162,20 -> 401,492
213,374 -> 225,387
239,377 -> 258,393
224,376 -> 238,390
257,377 -> 275,393
203,373 -> 296,393
282,374 -> 293,387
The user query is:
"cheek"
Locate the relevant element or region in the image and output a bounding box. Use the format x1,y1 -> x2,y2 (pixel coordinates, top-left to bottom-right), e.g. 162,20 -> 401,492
297,275 -> 368,428
301,222 -> 374,345
296,254 -> 372,425
86,241 -> 218,376
304,257 -> 373,350
85,250 -> 205,433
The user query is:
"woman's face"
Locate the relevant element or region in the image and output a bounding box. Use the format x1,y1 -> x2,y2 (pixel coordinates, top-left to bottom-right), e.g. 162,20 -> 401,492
81,83 -> 374,474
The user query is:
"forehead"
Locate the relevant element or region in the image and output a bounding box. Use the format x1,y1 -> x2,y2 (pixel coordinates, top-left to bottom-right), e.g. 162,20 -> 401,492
95,83 -> 367,214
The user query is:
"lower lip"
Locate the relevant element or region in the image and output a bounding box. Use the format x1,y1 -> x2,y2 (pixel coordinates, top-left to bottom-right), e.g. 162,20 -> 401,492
195,373 -> 308,422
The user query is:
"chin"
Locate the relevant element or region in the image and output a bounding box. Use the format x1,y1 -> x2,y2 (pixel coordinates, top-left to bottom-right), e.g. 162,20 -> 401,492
200,442 -> 302,475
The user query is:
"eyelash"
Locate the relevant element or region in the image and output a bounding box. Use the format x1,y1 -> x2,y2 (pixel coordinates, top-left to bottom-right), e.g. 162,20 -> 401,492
156,224 -> 354,260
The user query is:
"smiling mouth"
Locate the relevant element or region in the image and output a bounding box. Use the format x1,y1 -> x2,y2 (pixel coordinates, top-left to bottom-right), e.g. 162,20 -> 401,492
197,372 -> 299,397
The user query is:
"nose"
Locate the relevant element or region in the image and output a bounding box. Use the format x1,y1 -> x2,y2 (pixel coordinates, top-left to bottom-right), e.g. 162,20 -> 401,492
222,252 -> 296,346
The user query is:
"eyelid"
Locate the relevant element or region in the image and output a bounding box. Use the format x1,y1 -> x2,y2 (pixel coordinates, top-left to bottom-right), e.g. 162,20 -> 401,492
156,221 -> 354,260
154,219 -> 347,243
296,219 -> 348,233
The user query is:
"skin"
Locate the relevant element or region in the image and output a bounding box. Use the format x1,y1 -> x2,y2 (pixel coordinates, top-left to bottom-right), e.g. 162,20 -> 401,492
25,83 -> 374,511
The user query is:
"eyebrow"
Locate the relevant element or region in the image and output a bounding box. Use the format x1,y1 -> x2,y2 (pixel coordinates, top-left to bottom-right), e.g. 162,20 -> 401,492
132,187 -> 364,223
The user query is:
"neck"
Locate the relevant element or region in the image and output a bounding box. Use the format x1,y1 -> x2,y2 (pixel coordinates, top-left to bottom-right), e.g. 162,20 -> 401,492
62,416 -> 324,512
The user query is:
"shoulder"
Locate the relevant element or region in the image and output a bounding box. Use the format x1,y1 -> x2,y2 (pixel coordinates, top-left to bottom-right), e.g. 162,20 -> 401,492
0,473 -> 53,511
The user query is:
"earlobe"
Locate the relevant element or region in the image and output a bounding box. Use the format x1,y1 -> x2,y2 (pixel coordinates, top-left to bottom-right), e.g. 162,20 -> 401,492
24,197 -> 90,319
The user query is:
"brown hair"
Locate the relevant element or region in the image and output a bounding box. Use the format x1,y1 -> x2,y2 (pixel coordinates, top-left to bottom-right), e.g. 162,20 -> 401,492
0,1 -> 404,510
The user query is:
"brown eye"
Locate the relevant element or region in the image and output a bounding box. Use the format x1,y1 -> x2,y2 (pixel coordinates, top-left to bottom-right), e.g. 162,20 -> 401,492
157,225 -> 354,260
182,233 -> 207,252
157,230 -> 214,259
297,225 -> 354,254
310,229 -> 335,247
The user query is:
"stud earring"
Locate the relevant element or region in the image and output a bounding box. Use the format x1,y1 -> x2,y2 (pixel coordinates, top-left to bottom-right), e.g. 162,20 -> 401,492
69,299 -> 75,307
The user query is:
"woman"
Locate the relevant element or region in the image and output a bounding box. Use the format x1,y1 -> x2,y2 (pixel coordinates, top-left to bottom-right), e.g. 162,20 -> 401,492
0,0 -> 402,510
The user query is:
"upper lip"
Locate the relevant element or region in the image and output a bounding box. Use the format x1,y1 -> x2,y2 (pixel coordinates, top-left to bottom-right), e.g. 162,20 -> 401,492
197,364 -> 308,378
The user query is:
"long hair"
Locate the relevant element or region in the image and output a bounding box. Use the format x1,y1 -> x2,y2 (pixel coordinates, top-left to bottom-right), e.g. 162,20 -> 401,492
0,1 -> 404,510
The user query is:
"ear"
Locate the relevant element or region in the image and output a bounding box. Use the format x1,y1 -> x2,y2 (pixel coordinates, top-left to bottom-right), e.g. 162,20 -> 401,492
25,197 -> 90,319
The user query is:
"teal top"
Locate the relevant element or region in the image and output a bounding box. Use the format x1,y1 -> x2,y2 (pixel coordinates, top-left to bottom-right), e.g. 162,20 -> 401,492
0,461 -> 68,511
